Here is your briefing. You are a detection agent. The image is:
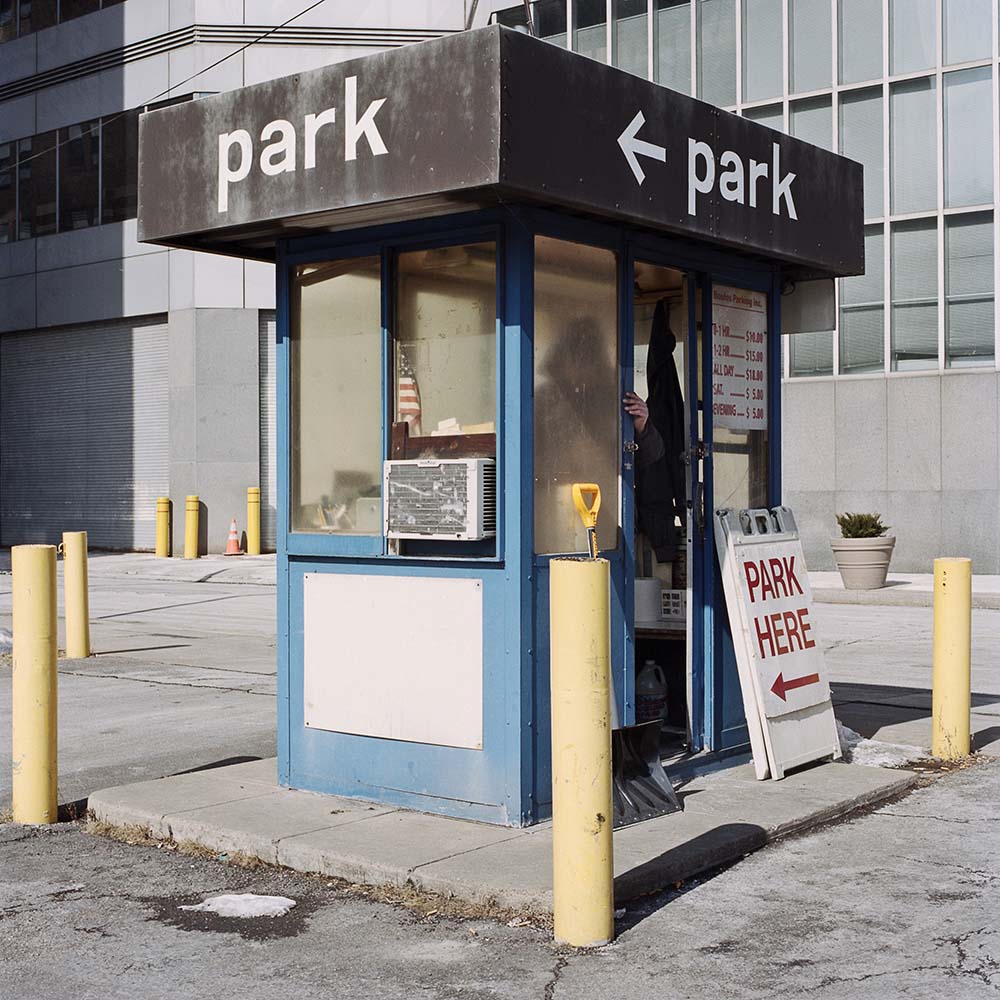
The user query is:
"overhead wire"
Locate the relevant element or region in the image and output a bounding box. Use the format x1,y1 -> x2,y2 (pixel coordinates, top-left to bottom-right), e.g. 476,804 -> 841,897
11,0 -> 331,168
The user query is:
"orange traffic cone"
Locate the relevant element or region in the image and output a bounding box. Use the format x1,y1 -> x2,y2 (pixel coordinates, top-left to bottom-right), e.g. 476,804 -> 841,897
224,517 -> 242,556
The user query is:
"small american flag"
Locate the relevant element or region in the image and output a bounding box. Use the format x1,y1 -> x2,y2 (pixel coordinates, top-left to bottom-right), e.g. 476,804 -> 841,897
397,350 -> 422,436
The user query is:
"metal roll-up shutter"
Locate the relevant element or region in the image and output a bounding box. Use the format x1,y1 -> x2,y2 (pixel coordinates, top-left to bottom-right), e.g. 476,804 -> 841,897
0,316 -> 169,550
258,310 -> 277,551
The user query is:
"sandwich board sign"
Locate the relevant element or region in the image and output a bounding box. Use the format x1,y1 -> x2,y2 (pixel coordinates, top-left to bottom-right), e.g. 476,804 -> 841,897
715,506 -> 841,780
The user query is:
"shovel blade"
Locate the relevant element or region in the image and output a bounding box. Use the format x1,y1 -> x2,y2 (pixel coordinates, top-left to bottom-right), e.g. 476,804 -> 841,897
611,721 -> 683,829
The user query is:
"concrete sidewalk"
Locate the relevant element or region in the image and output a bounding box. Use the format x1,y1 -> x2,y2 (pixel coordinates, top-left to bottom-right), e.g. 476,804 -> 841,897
89,756 -> 916,914
811,570 -> 1000,608
0,550 -> 276,587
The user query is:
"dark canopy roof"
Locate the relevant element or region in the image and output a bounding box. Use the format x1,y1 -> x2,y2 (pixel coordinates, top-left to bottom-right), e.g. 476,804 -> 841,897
137,25 -> 863,279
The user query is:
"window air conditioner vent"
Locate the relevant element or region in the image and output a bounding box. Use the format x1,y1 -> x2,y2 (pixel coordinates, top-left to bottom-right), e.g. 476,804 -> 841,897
384,458 -> 496,541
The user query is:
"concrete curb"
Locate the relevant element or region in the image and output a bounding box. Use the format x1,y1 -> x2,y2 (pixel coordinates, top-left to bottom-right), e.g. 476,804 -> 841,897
88,759 -> 919,914
814,588 -> 1000,610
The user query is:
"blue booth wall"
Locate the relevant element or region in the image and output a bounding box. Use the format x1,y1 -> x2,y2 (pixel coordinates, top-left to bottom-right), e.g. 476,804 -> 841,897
273,206 -> 783,827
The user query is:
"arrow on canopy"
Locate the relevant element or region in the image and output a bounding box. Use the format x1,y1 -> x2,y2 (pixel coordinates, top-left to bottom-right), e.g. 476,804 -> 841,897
617,111 -> 666,185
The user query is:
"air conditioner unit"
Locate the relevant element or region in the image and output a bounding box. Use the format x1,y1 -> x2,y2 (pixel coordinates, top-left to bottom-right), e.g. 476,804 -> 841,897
384,458 -> 496,541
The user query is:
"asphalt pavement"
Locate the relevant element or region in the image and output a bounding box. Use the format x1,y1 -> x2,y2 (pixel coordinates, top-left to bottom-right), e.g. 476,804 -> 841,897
1,756 -> 995,999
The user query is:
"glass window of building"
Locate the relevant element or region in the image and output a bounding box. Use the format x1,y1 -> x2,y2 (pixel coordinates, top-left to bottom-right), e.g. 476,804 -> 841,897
891,220 -> 939,370
698,0 -> 737,106
891,78 -> 937,215
789,332 -> 834,377
840,226 -> 886,373
535,0 -> 568,46
890,0 -> 936,75
19,0 -> 56,33
60,0 -> 100,20
790,97 -> 833,151
790,0 -> 831,94
614,0 -> 648,77
839,0 -> 882,84
742,0 -> 783,104
944,67 -> 994,208
497,1 -> 567,46
944,0 -> 992,65
101,109 -> 139,224
17,130 -> 57,240
0,0 -> 16,43
655,1 -> 691,94
574,0 -> 608,62
290,257 -> 383,534
534,236 -> 619,555
395,243 -> 497,440
946,213 -> 995,367
743,104 -> 784,131
58,119 -> 100,232
0,141 -> 14,244
839,89 -> 884,220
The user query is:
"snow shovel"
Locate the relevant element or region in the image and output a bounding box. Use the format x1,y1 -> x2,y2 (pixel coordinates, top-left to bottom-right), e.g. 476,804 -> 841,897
570,482 -> 683,828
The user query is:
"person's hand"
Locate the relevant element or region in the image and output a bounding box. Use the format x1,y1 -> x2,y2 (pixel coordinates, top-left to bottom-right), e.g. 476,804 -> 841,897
624,391 -> 648,434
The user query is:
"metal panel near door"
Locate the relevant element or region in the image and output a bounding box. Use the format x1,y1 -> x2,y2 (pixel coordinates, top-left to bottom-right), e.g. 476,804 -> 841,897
0,316 -> 169,550
258,310 -> 277,551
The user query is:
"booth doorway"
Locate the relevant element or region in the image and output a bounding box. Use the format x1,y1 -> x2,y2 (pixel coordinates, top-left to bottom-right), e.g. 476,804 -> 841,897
630,261 -> 691,760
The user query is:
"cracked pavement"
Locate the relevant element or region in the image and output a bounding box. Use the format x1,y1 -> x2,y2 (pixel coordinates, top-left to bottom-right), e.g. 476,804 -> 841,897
0,759 -> 996,999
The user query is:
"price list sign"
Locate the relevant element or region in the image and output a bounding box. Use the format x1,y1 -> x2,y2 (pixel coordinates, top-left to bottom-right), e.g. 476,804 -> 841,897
711,285 -> 767,432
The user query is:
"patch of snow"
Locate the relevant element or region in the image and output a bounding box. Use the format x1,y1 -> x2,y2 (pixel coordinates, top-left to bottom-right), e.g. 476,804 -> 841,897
0,629 -> 11,653
179,893 -> 296,919
837,721 -> 924,768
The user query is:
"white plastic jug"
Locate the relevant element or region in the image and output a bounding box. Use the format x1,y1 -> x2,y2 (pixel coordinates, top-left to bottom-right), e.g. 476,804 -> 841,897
635,659 -> 668,724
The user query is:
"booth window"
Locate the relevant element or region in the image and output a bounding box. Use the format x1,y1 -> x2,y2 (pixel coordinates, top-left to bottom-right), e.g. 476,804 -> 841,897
534,236 -> 620,555
712,286 -> 770,511
393,242 -> 497,443
290,257 -> 383,533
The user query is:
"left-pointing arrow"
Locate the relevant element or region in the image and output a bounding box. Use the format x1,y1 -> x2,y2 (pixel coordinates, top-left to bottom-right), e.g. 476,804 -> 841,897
617,110 -> 667,186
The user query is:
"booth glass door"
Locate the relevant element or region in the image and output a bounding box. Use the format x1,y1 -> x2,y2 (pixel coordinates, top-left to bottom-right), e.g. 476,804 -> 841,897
630,260 -> 694,746
700,277 -> 774,752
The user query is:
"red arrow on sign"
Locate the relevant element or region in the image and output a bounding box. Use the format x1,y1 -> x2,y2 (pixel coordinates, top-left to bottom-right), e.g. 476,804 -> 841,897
771,671 -> 820,701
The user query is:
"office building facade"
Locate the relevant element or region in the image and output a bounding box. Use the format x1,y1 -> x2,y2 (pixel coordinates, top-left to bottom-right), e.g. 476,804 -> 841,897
0,1 -> 489,552
494,0 -> 1000,574
3,1 -> 998,571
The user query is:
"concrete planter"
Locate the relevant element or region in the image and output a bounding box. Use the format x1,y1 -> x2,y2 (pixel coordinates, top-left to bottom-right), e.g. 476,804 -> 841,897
830,536 -> 896,590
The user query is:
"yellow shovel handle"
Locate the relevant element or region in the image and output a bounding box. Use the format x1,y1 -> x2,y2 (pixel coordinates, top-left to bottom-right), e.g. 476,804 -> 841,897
572,483 -> 602,530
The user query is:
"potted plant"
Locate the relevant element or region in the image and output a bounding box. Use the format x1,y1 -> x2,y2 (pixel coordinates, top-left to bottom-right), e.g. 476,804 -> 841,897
831,512 -> 896,590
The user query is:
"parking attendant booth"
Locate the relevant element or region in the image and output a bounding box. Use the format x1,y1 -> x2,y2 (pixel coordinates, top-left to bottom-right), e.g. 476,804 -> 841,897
137,26 -> 863,827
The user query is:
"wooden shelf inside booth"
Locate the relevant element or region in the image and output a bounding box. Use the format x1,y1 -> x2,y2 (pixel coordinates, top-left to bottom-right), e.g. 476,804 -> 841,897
391,421 -> 496,461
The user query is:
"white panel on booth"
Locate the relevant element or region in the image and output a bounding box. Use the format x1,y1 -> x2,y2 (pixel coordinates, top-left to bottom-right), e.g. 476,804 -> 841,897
303,573 -> 484,750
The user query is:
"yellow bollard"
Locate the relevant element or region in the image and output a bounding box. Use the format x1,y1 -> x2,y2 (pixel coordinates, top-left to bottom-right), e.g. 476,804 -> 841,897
550,557 -> 614,947
155,497 -> 171,558
247,487 -> 261,556
184,495 -> 199,560
61,531 -> 91,659
932,557 -> 972,759
12,545 -> 58,824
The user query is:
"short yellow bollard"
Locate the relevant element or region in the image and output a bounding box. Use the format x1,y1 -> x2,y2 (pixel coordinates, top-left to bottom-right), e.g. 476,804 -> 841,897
61,531 -> 91,659
550,557 -> 614,947
932,557 -> 972,759
247,487 -> 261,556
184,495 -> 200,560
12,544 -> 58,824
155,496 -> 171,558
